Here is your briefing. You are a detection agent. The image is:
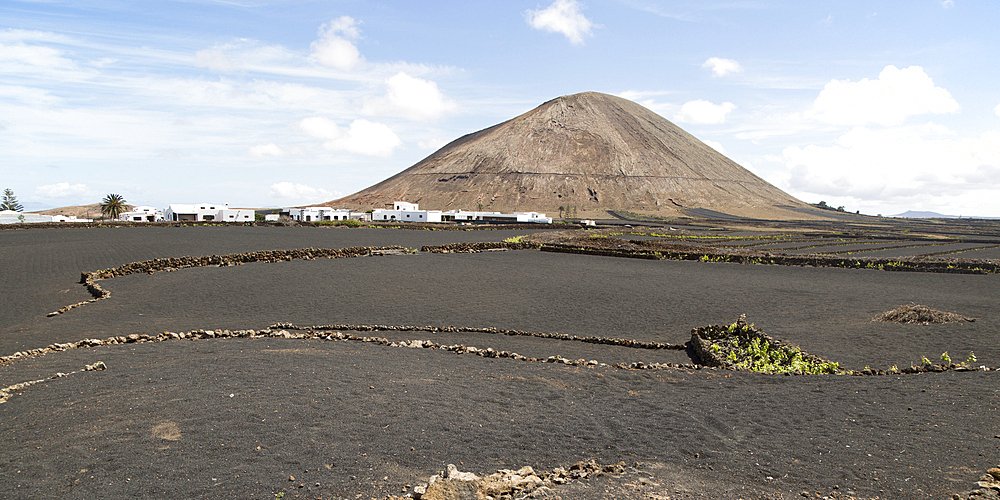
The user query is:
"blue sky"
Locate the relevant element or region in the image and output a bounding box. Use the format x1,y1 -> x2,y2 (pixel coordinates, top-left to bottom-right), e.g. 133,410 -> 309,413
2,1 -> 999,216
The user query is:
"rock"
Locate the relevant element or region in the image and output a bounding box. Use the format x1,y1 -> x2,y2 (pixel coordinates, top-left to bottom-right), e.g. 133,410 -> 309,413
978,481 -> 1000,492
446,464 -> 479,482
989,468 -> 1000,481
421,478 -> 481,500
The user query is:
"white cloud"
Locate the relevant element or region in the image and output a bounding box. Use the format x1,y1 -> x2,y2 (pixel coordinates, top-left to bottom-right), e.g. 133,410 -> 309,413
248,143 -> 304,158
995,103 -> 1000,117
299,116 -> 402,157
418,138 -> 449,150
139,77 -> 345,113
525,0 -> 596,45
618,90 -> 675,102
778,124 -> 1000,215
701,139 -> 727,155
811,65 -> 959,127
35,182 -> 90,198
0,29 -> 74,45
614,91 -> 681,118
157,149 -> 183,159
702,57 -> 743,77
674,100 -> 736,124
362,72 -> 457,121
941,0 -> 955,8
0,84 -> 61,105
195,46 -> 240,73
268,182 -> 335,202
0,42 -> 76,70
309,16 -> 364,71
299,116 -> 341,139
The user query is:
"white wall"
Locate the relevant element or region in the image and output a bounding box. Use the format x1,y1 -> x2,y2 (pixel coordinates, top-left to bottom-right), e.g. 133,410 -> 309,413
165,203 -> 252,222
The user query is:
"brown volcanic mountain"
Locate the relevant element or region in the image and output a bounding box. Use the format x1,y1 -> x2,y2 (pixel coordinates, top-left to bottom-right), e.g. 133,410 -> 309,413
332,92 -> 808,219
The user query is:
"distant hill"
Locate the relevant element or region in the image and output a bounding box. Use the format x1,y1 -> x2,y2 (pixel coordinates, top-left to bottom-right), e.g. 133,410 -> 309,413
330,92 -> 811,219
19,202 -> 55,213
892,211 -> 959,219
37,203 -> 103,219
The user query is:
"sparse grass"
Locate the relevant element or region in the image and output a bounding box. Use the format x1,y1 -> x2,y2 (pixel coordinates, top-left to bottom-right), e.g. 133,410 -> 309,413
315,219 -> 363,227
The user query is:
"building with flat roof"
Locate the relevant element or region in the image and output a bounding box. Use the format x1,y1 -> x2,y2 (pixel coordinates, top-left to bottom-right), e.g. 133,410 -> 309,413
119,206 -> 164,222
370,202 -> 551,224
164,203 -> 254,222
280,207 -> 354,222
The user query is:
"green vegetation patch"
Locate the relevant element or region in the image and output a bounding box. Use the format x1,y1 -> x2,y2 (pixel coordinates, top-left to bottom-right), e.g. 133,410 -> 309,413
314,219 -> 363,227
692,315 -> 841,374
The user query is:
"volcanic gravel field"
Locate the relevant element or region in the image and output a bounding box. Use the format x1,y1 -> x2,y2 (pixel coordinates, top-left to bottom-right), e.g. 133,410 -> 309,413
1,225 -> 999,500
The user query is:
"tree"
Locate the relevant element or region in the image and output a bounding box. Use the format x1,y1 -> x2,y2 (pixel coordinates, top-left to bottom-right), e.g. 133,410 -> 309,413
1,188 -> 23,211
100,194 -> 130,221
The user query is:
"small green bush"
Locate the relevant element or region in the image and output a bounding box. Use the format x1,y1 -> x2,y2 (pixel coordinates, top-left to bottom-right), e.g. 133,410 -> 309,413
701,318 -> 840,374
316,219 -> 363,227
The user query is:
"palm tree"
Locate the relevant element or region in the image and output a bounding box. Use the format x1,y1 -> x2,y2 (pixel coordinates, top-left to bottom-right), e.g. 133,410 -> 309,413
100,194 -> 130,221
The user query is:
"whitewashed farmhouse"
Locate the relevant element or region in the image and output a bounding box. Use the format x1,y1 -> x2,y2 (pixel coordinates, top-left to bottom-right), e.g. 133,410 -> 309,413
280,207 -> 354,222
370,202 -> 551,224
118,206 -> 164,222
371,202 -> 443,223
164,203 -> 254,222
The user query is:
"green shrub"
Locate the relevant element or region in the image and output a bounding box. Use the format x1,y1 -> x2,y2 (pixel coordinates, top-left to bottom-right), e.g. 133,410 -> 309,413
704,319 -> 840,374
316,219 -> 363,227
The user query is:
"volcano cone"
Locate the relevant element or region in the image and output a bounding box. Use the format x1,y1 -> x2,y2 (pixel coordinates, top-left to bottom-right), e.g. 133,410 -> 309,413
332,92 -> 807,219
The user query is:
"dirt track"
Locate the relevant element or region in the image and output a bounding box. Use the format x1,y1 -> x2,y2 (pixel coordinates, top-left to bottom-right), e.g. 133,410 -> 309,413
1,226 -> 999,499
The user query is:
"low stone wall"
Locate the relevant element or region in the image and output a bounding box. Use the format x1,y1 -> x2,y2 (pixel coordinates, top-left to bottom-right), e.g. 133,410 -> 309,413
420,241 -> 541,253
0,324 -> 699,408
49,246 -> 407,317
538,242 -> 1000,274
275,322 -> 686,352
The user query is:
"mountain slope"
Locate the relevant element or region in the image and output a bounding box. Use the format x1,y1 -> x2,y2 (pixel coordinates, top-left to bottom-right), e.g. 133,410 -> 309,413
332,92 -> 808,219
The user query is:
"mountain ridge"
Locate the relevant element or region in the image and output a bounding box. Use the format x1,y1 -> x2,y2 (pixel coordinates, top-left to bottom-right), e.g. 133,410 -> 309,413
332,92 -> 810,219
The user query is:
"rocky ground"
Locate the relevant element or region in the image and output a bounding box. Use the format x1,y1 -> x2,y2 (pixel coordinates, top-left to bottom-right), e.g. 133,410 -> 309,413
1,224 -> 999,499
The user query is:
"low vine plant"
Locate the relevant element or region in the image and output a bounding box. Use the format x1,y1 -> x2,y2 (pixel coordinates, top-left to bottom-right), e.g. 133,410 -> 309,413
896,351 -> 980,373
723,333 -> 839,374
696,318 -> 988,376
693,315 -> 841,374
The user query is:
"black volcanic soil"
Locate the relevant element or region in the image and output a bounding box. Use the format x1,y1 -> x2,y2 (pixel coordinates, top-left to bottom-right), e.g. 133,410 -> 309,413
2,225 -> 999,499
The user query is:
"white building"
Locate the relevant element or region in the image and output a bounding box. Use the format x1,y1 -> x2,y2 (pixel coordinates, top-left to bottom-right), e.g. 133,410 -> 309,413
444,209 -> 552,224
280,206 -> 354,222
0,210 -> 93,224
371,202 -> 444,223
164,203 -> 255,222
370,201 -> 551,224
118,206 -> 164,222
50,214 -> 93,223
